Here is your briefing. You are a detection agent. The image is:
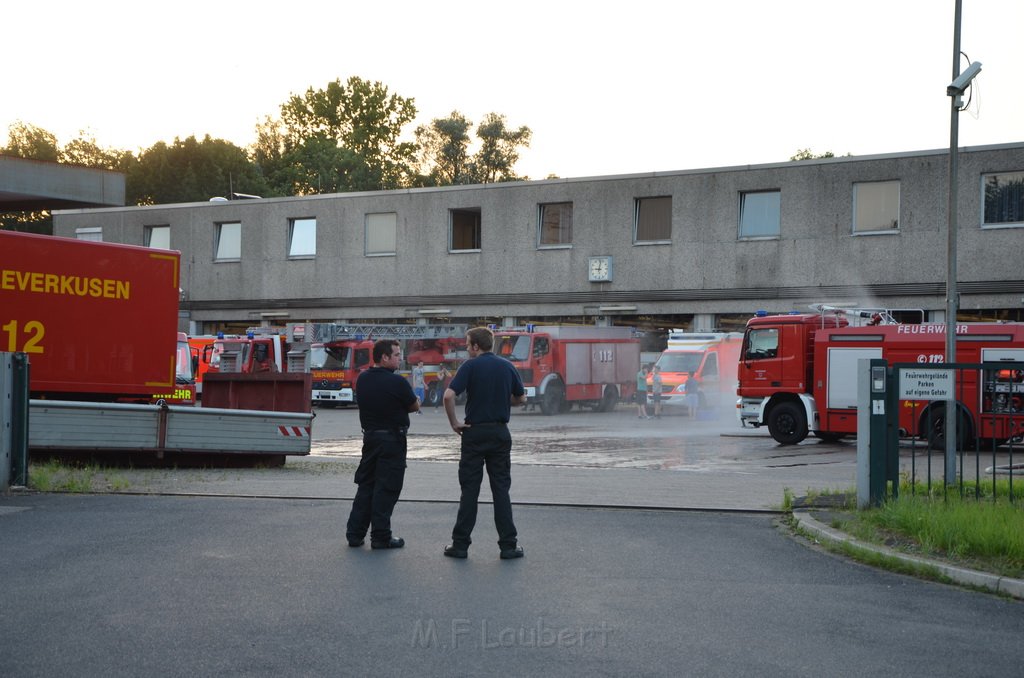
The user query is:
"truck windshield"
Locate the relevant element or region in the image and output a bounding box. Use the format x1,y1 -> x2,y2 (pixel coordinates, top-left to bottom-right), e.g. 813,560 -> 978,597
657,351 -> 702,373
743,328 -> 779,360
310,346 -> 348,370
494,335 -> 532,362
176,340 -> 193,380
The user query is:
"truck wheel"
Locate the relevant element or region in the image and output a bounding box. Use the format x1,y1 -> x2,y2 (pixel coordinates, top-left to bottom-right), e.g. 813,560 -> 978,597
598,386 -> 618,412
926,405 -> 973,450
425,383 -> 441,407
767,402 -> 808,445
540,382 -> 565,416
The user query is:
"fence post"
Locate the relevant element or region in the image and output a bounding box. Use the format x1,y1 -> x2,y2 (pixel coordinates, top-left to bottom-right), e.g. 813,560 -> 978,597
11,353 -> 29,486
857,358 -> 892,508
1,353 -> 30,489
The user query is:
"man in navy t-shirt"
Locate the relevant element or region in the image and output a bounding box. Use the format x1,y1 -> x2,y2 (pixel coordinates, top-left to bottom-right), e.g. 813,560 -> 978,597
345,339 -> 419,550
442,327 -> 526,560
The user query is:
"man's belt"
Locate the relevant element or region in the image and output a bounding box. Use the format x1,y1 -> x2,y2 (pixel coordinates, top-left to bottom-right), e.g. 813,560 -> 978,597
362,428 -> 408,435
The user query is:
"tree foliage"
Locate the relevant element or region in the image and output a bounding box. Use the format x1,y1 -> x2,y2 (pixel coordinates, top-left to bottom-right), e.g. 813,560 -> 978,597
128,135 -> 271,205
471,113 -> 531,183
267,76 -> 419,193
414,111 -> 532,185
2,76 -> 535,225
2,121 -> 60,161
789,148 -> 836,161
415,111 -> 473,185
61,130 -> 134,170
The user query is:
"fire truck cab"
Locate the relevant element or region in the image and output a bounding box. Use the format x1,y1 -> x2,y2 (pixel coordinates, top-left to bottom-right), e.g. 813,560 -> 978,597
737,308 -> 1024,447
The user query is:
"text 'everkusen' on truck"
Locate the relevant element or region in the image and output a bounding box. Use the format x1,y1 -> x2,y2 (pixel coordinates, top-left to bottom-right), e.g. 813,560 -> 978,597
736,306 -> 1024,447
1,230 -> 185,402
1,230 -> 312,462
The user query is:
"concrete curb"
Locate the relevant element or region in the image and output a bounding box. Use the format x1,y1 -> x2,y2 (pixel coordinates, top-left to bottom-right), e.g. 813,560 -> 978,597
793,509 -> 1024,600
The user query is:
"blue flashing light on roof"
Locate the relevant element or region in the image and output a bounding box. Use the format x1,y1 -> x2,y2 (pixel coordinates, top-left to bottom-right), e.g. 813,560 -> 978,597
788,310 -> 801,315
526,323 -> 535,333
755,310 -> 768,317
246,331 -> 255,339
216,331 -> 224,339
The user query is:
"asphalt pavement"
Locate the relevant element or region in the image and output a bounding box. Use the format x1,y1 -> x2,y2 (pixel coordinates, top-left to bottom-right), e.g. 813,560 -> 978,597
2,405 -> 1022,676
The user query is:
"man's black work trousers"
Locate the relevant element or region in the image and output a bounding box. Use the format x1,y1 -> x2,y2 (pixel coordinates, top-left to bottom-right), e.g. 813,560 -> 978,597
346,431 -> 407,543
450,424 -> 518,551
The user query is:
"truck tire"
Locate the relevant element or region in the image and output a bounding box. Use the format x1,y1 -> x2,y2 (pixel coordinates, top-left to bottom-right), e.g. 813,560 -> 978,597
598,386 -> 618,412
767,401 -> 808,445
425,383 -> 442,407
540,381 -> 565,416
925,405 -> 973,451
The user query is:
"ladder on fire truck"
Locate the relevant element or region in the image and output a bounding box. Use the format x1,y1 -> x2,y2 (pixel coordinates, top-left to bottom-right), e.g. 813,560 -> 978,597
285,322 -> 470,372
287,322 -> 469,343
808,304 -> 925,327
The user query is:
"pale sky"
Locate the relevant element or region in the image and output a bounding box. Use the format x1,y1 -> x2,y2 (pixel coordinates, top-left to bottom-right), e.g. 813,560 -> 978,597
2,1 -> 1020,180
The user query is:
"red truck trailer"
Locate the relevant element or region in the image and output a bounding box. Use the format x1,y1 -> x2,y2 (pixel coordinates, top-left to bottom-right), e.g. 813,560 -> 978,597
493,325 -> 640,414
1,231 -> 181,401
736,308 -> 1024,446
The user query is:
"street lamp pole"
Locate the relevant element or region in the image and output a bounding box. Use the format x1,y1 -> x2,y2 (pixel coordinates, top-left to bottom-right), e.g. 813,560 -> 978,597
944,0 -> 963,483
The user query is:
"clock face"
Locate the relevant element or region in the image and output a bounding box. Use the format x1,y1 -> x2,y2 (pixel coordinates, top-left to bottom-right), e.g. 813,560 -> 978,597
589,256 -> 612,281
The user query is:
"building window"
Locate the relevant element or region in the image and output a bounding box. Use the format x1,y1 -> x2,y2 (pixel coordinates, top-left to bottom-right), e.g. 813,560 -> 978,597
634,197 -> 671,243
289,218 -> 316,257
145,225 -> 170,249
982,171 -> 1024,227
75,227 -> 102,242
366,212 -> 397,255
538,202 -> 573,247
853,181 -> 900,233
450,208 -> 481,251
739,191 -> 781,238
215,222 -> 241,261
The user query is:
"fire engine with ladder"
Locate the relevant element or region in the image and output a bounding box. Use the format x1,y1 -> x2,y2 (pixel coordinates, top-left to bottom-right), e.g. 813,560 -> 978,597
736,304 -> 1024,447
286,323 -> 469,406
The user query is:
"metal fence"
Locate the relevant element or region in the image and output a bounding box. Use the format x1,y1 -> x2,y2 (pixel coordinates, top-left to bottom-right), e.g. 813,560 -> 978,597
889,361 -> 1024,504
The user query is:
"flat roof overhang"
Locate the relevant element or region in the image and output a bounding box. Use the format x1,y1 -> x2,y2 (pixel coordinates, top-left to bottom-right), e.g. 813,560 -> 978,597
0,155 -> 125,211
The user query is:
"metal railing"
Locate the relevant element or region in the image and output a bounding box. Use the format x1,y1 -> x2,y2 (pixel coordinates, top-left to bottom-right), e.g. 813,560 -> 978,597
890,361 -> 1024,504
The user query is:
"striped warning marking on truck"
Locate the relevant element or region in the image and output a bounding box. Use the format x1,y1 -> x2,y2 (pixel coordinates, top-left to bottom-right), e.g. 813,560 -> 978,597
278,426 -> 312,437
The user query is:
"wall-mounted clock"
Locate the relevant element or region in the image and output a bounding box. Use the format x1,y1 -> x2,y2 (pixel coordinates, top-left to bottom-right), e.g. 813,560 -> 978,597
588,255 -> 613,282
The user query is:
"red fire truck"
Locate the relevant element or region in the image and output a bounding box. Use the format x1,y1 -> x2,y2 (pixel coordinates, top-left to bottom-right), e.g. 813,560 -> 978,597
1,230 -> 182,402
493,325 -> 640,415
736,307 -> 1024,446
287,323 -> 468,407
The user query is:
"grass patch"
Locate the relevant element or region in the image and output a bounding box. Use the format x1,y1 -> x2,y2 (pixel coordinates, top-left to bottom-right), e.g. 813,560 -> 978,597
28,460 -> 100,493
806,479 -> 1024,580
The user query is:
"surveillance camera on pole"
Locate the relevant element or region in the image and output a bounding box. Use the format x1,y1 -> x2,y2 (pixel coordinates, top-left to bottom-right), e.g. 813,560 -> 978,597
947,61 -> 981,97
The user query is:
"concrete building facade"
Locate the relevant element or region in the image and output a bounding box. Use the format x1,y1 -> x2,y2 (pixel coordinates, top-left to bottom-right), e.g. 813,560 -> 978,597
51,143 -> 1024,342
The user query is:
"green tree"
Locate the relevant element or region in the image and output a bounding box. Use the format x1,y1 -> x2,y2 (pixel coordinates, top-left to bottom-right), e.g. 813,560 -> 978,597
2,121 -> 60,161
274,77 -> 418,192
0,122 -> 61,232
790,149 -> 836,161
128,135 -> 271,205
414,111 -> 473,185
61,130 -> 135,170
469,113 -> 531,183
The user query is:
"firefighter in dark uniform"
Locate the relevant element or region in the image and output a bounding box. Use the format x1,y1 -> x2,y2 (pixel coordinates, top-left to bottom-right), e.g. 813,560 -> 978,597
442,327 -> 527,560
345,339 -> 419,549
